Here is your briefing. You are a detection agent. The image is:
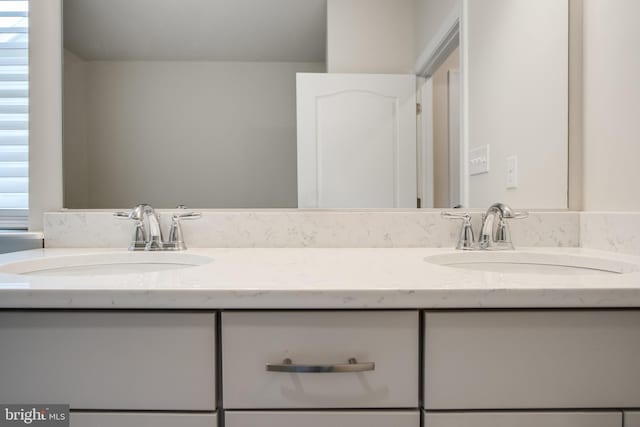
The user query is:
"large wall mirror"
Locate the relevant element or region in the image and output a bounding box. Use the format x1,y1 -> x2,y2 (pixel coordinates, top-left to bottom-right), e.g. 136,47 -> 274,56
62,0 -> 569,210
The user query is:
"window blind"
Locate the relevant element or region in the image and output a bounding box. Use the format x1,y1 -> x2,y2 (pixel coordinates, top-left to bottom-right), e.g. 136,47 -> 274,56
0,0 -> 28,229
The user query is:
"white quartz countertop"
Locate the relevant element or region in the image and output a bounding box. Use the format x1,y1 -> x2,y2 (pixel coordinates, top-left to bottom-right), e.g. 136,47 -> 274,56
1,247 -> 640,309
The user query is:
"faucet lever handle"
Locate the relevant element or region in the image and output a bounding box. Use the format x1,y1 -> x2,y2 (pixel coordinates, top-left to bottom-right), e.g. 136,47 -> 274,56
114,211 -> 136,220
114,204 -> 149,221
114,211 -> 146,250
442,212 -> 476,250
166,212 -> 201,251
173,212 -> 202,221
441,212 -> 470,220
510,211 -> 529,220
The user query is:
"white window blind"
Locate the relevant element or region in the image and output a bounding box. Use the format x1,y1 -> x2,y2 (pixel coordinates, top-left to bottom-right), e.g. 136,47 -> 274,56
0,0 -> 28,229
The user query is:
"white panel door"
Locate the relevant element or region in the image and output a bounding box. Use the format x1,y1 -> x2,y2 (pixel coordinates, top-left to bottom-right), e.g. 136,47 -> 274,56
297,73 -> 417,208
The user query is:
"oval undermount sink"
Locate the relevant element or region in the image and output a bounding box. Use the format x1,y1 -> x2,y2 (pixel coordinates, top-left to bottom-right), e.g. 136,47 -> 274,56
0,252 -> 213,277
425,252 -> 640,276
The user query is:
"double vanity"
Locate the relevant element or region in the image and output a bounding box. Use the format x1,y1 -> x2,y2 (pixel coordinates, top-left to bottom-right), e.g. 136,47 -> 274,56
2,209 -> 640,427
6,308 -> 639,427
9,0 -> 639,425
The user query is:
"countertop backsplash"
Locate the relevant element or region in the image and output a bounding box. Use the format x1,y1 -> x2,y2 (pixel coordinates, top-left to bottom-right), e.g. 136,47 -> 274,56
43,210 -> 580,249
580,212 -> 640,256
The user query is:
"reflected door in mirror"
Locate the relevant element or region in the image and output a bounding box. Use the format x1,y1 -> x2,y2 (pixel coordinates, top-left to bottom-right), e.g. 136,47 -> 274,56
297,73 -> 417,208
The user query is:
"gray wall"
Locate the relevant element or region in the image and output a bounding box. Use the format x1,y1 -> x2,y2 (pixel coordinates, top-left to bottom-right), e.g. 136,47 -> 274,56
63,55 -> 324,208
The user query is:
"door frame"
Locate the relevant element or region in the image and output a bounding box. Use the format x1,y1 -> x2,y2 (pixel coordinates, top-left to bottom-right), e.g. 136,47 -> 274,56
415,1 -> 468,208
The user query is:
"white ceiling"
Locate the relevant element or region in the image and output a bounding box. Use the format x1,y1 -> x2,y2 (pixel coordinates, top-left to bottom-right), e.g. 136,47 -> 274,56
63,0 -> 327,62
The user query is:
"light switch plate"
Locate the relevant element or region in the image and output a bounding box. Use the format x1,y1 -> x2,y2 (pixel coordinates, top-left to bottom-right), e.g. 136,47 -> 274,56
506,155 -> 518,189
469,145 -> 490,176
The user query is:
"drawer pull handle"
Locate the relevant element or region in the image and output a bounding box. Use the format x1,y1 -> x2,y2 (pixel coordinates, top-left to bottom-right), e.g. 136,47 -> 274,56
266,357 -> 375,373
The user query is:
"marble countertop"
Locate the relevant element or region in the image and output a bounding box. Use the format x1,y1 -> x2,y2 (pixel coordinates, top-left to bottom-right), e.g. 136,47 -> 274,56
1,247 -> 640,309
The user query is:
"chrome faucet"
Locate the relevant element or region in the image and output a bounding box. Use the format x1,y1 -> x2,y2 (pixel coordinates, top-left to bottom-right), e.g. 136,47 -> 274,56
443,202 -> 528,251
478,203 -> 528,250
115,204 -> 201,251
142,204 -> 163,250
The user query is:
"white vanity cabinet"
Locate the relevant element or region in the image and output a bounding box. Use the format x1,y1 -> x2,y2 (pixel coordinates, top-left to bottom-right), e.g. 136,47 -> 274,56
5,307 -> 640,427
226,411 -> 419,427
423,412 -> 622,427
221,311 -> 419,409
624,412 -> 640,427
424,310 -> 640,410
0,311 -> 217,411
70,412 -> 218,427
221,311 -> 420,427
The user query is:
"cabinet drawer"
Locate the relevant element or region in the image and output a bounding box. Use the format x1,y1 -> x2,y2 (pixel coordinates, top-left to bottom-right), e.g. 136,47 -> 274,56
0,312 -> 216,411
424,310 -> 640,409
70,412 -> 217,427
424,412 -> 621,427
222,311 -> 419,409
226,411 -> 419,427
625,412 -> 640,427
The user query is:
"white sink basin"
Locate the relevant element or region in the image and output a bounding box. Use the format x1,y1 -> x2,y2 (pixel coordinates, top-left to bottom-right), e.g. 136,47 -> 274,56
425,251 -> 640,276
0,252 -> 213,277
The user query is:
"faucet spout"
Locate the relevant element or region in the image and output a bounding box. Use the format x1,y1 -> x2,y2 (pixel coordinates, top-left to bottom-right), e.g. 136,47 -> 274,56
442,203 -> 528,251
478,203 -> 527,250
140,204 -> 163,250
115,204 -> 201,251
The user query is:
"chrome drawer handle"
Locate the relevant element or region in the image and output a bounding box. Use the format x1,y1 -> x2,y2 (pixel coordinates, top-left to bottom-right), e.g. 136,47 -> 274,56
266,357 -> 375,373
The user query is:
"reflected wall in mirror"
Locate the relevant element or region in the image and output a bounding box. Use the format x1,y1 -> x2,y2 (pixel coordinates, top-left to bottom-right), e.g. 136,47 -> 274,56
63,0 -> 569,209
